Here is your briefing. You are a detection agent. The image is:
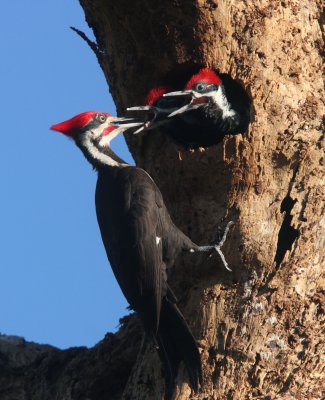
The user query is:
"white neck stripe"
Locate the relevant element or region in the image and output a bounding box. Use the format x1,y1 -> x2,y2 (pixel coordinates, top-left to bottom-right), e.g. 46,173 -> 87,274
79,134 -> 127,168
209,88 -> 236,119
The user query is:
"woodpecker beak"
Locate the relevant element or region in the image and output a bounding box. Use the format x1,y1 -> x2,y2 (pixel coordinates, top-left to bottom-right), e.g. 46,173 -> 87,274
127,104 -> 177,118
112,117 -> 144,130
127,105 -> 155,112
126,105 -> 171,134
126,106 -> 157,133
98,118 -> 144,148
164,90 -> 209,117
126,97 -> 191,135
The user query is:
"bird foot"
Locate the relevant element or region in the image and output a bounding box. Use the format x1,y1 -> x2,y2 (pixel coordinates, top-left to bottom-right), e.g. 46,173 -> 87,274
192,221 -> 234,271
210,221 -> 234,271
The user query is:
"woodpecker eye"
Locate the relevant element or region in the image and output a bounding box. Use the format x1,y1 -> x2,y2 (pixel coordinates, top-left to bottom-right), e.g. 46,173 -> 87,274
195,83 -> 207,92
97,114 -> 107,123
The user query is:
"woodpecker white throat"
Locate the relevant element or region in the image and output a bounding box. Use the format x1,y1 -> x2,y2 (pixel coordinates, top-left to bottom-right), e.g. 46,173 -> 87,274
51,111 -> 142,168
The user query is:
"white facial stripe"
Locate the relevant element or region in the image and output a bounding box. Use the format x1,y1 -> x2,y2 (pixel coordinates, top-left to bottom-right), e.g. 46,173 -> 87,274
207,87 -> 236,119
156,236 -> 161,245
80,135 -> 121,167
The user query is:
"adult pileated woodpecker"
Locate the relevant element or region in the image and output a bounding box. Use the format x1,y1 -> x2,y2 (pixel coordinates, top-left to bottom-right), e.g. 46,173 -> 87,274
128,68 -> 251,148
51,111 -> 233,398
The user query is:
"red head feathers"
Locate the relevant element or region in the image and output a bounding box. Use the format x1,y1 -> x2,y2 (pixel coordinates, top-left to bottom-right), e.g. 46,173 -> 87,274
185,68 -> 222,90
146,86 -> 173,106
51,111 -> 111,137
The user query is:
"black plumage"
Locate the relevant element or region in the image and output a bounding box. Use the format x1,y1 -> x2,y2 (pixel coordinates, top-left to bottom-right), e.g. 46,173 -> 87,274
129,68 -> 251,149
167,80 -> 251,148
95,165 -> 202,394
52,112 -> 221,398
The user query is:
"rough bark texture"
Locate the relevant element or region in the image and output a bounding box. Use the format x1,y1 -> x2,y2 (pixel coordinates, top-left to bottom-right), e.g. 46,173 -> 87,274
1,1 -> 323,399
0,316 -> 142,400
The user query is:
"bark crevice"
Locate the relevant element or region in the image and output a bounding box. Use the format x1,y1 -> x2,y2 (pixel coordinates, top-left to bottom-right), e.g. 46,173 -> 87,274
274,195 -> 300,267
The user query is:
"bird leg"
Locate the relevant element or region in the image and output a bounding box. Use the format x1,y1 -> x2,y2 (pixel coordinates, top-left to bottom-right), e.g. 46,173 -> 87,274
189,221 -> 234,271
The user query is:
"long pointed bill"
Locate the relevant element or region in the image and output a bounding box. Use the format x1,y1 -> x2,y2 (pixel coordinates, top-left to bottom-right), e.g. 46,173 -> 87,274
127,105 -> 178,116
118,121 -> 144,129
133,126 -> 146,135
112,117 -> 143,130
164,90 -> 209,117
113,117 -> 136,122
127,105 -> 179,135
126,106 -> 157,134
127,105 -> 155,112
126,90 -> 200,135
163,90 -> 194,97
98,119 -> 144,147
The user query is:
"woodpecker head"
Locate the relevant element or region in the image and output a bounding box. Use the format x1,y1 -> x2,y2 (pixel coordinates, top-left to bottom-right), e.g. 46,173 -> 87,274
126,86 -> 190,134
164,68 -> 236,119
51,111 -> 142,168
51,111 -> 142,147
146,87 -> 172,108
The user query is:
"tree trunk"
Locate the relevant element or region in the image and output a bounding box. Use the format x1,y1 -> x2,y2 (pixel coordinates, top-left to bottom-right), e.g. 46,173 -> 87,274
1,1 -> 323,399
78,1 -> 324,398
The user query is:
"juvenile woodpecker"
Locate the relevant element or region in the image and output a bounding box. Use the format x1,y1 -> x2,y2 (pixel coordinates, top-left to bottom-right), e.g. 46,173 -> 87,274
51,111 -> 233,398
127,86 -> 182,133
128,68 -> 251,148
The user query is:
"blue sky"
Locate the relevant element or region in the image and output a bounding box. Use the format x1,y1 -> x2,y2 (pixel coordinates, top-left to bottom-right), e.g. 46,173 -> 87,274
0,1 -> 132,349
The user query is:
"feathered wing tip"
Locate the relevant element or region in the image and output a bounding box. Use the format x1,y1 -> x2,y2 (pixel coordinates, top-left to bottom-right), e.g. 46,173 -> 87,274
185,68 -> 222,90
157,298 -> 202,399
146,86 -> 173,106
156,336 -> 176,400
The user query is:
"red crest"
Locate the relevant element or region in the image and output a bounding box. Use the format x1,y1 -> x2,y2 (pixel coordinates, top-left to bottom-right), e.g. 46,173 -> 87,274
51,111 -> 111,137
185,68 -> 222,90
146,86 -> 173,106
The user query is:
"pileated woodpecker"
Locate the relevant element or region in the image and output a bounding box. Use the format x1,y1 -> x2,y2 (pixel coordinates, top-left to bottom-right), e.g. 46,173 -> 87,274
128,68 -> 251,148
128,86 -> 183,132
51,111 -> 233,398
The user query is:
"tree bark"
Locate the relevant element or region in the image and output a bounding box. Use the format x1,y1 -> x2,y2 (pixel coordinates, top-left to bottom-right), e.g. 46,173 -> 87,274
78,1 -> 324,398
0,316 -> 142,400
1,1 -> 323,399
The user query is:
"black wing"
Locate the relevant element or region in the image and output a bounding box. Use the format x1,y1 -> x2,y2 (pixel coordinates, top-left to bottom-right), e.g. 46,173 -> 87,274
123,169 -> 166,333
96,168 -> 166,334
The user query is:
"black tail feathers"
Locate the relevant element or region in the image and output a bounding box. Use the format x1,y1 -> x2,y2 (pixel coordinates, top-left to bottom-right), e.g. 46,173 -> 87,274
156,298 -> 202,399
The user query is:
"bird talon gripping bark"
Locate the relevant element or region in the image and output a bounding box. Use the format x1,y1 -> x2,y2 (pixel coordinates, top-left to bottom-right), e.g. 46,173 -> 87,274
214,220 -> 234,271
190,221 -> 234,272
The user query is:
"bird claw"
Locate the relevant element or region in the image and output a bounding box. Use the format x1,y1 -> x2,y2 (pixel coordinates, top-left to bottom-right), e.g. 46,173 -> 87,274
216,221 -> 234,247
214,244 -> 232,271
213,221 -> 234,271
192,222 -> 234,271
